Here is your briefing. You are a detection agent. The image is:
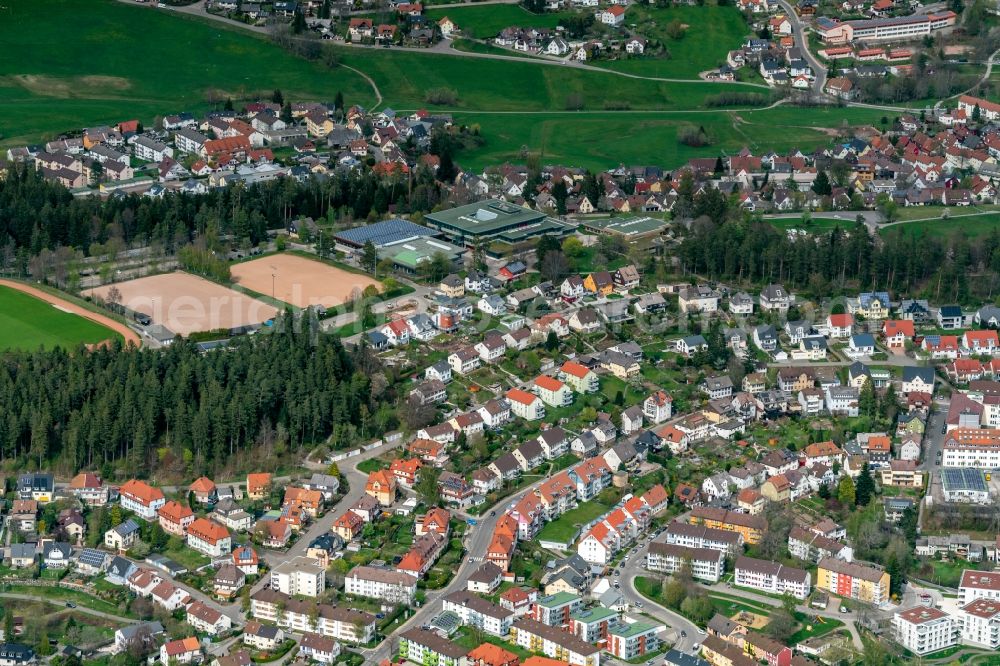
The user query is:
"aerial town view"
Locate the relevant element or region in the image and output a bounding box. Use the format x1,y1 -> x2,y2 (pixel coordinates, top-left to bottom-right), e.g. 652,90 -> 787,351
6,0 -> 1000,665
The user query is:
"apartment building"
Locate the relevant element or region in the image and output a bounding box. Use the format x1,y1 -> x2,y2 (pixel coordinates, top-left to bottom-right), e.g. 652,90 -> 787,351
816,557 -> 889,604
646,542 -> 725,583
734,556 -> 811,599
893,606 -> 957,656
344,565 -> 417,604
250,589 -> 375,643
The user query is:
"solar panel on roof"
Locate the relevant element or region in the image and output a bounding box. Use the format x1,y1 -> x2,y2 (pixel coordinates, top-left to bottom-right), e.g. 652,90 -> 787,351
941,467 -> 987,492
335,219 -> 435,247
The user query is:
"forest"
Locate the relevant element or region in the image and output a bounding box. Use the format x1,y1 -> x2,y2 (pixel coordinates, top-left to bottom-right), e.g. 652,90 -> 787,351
0,313 -> 396,480
0,162 -> 447,275
676,212 -> 1000,304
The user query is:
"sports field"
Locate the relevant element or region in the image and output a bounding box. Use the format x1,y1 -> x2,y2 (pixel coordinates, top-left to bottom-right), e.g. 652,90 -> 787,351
230,254 -> 382,309
83,272 -> 278,336
0,282 -> 124,351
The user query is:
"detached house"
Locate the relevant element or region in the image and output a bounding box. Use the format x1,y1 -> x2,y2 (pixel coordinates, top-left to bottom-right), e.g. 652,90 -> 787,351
120,480 -> 166,520
759,284 -> 792,312
365,470 -> 397,507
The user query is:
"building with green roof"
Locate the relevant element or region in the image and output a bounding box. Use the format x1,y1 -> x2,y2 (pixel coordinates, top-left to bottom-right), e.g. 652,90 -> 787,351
377,236 -> 465,274
570,606 -> 620,642
424,199 -> 571,245
609,621 -> 662,660
534,592 -> 583,626
581,216 -> 668,239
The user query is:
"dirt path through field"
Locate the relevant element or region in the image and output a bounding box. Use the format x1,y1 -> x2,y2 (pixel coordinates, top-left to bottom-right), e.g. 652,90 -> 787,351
0,279 -> 142,348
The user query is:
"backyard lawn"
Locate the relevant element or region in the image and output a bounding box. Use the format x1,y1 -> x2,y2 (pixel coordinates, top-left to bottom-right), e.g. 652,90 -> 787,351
160,545 -> 211,571
536,497 -> 612,543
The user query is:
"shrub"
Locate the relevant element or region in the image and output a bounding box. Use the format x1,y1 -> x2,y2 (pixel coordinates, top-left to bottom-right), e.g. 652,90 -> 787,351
677,124 -> 712,147
425,87 -> 459,105
565,93 -> 585,110
704,91 -> 769,107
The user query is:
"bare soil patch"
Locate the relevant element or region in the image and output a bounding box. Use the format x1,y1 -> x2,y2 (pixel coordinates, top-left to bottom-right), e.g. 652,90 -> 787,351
83,271 -> 277,336
230,254 -> 382,309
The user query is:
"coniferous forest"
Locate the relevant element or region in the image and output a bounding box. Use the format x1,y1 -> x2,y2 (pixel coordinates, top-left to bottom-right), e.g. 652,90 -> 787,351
0,315 -> 394,479
677,215 -> 1000,304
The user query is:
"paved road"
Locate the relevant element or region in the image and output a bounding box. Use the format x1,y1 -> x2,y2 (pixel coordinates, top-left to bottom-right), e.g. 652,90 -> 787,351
617,531 -> 703,654
619,525 -> 871,651
363,473 -> 584,664
248,438 -> 405,599
775,0 -> 827,97
920,398 -> 950,472
119,552 -> 245,624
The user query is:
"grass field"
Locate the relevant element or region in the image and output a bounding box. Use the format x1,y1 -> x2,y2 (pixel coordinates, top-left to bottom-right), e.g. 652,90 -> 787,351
451,109 -> 869,171
0,584 -> 128,616
330,46 -> 765,112
766,216 -> 861,233
0,0 -> 770,147
0,285 -> 121,351
880,213 -> 1000,240
597,5 -> 750,79
0,0 -> 374,145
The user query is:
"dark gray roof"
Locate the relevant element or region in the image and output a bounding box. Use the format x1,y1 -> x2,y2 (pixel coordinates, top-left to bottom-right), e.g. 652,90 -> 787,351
902,366 -> 934,384
335,218 -> 435,248
78,548 -> 108,568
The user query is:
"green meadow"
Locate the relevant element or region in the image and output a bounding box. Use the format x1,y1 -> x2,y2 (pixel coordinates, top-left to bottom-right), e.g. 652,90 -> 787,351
0,286 -> 120,351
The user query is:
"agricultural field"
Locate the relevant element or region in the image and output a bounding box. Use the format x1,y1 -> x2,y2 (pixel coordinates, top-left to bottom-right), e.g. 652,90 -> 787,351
0,282 -> 126,351
231,253 -> 382,309
83,271 -> 278,336
0,0 -> 374,146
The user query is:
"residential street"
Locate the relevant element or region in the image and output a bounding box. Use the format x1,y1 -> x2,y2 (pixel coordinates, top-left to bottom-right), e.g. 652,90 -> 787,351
618,525 -> 873,651
920,399 -> 950,472
775,0 -> 827,97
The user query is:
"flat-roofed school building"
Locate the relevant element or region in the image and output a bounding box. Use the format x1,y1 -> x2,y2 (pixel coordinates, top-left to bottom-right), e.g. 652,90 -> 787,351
424,200 -> 572,246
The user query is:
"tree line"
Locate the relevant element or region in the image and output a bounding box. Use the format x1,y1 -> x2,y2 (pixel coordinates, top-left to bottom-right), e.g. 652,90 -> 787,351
0,163 -> 448,274
0,314 -> 396,479
676,210 -> 1000,304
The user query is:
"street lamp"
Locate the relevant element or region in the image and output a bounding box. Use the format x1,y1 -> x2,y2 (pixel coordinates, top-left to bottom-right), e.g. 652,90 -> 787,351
272,272 -> 276,300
